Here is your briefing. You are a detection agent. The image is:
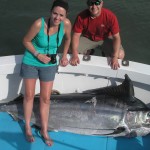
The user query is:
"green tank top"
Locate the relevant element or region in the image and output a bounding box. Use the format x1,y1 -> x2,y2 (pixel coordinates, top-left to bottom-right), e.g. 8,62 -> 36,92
22,17 -> 64,67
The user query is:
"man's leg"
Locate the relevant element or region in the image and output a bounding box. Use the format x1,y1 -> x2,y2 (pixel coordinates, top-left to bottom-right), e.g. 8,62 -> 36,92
78,36 -> 103,55
101,37 -> 125,59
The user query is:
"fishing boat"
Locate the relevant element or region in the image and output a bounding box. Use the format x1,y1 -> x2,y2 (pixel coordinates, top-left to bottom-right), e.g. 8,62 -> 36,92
0,54 -> 150,150
0,54 -> 150,103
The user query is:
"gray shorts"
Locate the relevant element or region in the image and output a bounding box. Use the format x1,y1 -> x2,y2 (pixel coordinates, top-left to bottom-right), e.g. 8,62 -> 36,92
20,63 -> 58,82
78,36 -> 124,56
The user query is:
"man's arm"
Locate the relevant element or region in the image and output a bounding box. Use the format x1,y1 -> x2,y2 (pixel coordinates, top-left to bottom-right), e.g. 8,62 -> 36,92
111,32 -> 121,70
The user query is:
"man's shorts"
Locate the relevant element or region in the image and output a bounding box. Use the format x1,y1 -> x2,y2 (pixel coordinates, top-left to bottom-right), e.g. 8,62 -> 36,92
78,36 -> 124,56
20,63 -> 58,82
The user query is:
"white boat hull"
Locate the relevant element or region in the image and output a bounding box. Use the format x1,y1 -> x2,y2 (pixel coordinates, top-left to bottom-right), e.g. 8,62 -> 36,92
0,54 -> 150,104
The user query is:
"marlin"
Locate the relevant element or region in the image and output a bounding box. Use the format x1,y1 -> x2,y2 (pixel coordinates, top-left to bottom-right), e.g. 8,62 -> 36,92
0,74 -> 150,137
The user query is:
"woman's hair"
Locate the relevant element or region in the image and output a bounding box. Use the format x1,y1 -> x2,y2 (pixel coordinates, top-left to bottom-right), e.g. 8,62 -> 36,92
51,0 -> 69,12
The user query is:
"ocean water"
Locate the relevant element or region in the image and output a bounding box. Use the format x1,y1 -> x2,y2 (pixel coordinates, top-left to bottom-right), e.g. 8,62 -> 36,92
0,0 -> 150,64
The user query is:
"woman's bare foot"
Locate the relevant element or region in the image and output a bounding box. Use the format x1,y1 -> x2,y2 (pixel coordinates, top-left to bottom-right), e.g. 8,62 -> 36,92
25,126 -> 35,142
39,130 -> 53,146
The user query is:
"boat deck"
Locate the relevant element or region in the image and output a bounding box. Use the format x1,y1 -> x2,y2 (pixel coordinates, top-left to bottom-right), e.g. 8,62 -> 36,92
0,112 -> 149,150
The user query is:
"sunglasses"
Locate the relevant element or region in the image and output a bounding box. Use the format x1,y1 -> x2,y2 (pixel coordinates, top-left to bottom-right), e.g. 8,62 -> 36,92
87,1 -> 101,6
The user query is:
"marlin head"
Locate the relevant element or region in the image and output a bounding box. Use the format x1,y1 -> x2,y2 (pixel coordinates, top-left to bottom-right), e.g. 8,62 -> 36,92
125,110 -> 150,137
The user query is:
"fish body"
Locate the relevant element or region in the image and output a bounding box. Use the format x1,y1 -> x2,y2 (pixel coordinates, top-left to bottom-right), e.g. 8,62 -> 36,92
0,74 -> 150,137
49,94 -> 150,137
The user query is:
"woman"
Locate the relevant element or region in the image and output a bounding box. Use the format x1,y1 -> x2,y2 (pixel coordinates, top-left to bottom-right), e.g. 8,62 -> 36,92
20,0 -> 71,146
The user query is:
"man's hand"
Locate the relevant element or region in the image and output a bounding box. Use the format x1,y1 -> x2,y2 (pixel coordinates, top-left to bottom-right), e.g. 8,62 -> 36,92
110,57 -> 120,70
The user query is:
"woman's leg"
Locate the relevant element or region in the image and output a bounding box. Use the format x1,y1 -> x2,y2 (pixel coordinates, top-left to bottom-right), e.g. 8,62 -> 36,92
39,80 -> 53,146
23,78 -> 36,142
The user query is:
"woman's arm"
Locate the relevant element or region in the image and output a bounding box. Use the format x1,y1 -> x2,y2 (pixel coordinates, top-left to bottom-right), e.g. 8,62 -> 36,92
23,18 -> 51,64
60,18 -> 72,66
23,18 -> 41,55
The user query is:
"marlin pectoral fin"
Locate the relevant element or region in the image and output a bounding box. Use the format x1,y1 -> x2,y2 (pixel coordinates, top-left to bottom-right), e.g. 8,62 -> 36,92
101,127 -> 126,136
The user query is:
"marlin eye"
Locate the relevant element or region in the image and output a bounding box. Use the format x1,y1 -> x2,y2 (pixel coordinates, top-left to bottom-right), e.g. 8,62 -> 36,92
147,112 -> 150,117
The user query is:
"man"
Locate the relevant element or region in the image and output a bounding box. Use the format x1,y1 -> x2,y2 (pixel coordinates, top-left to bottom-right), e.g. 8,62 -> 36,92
70,0 -> 125,70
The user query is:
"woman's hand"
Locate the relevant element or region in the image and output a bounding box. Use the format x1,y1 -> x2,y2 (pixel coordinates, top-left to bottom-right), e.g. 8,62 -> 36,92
60,56 -> 69,67
37,54 -> 51,64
